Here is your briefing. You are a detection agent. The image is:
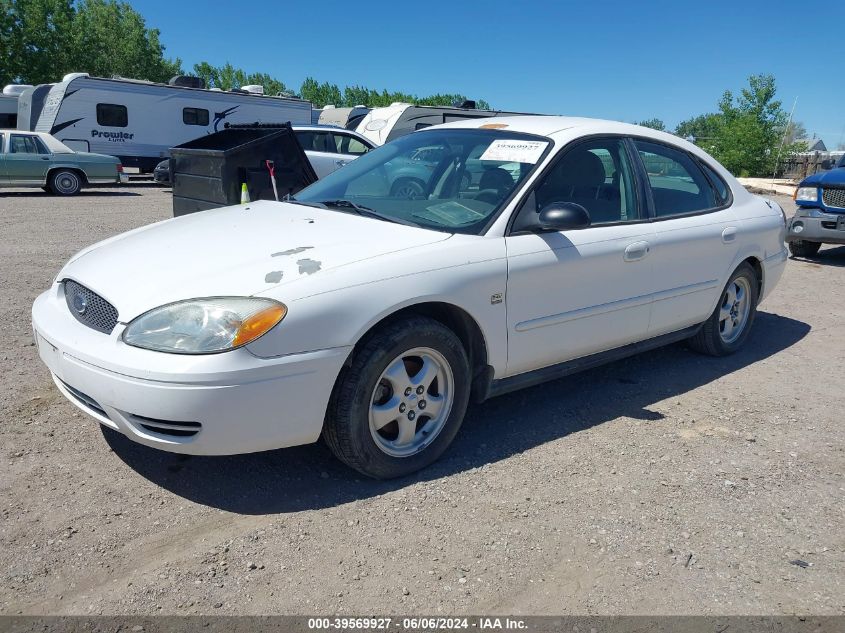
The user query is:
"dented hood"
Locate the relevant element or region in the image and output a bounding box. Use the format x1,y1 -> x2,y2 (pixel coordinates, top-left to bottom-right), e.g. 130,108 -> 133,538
59,200 -> 450,321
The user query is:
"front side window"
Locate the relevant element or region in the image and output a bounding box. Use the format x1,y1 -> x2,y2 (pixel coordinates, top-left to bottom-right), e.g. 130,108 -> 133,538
634,140 -> 718,216
10,134 -> 49,154
295,129 -> 550,234
183,107 -> 209,126
517,138 -> 639,228
296,131 -> 335,152
96,103 -> 128,127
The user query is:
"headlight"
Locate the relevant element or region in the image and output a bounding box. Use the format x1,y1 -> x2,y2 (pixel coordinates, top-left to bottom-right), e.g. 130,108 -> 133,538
794,186 -> 819,202
123,297 -> 286,354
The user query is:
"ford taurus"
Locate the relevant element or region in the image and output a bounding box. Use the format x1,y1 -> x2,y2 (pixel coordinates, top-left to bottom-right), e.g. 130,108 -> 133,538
32,116 -> 788,478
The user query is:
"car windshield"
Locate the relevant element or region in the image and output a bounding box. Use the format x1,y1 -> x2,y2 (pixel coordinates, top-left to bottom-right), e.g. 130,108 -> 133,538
294,128 -> 551,234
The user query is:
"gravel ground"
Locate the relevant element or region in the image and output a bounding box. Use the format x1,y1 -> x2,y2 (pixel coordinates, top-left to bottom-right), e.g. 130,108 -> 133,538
0,186 -> 842,615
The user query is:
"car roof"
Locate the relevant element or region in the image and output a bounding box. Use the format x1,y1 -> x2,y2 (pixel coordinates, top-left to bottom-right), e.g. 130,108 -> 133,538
432,115 -> 718,162
432,115 -> 676,141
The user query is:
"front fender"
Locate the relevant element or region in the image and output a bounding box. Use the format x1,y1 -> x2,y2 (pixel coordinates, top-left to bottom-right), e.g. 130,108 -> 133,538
248,237 -> 509,376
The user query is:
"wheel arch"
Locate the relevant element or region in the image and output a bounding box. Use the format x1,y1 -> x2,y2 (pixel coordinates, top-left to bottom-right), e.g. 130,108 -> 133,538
345,300 -> 492,403
47,165 -> 88,185
742,255 -> 763,303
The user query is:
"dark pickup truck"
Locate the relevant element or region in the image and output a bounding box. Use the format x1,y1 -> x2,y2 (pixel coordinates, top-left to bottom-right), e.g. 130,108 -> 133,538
787,154 -> 845,257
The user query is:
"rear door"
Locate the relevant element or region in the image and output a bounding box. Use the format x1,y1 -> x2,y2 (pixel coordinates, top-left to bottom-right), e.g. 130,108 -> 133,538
631,139 -> 738,336
329,131 -> 372,171
5,133 -> 52,184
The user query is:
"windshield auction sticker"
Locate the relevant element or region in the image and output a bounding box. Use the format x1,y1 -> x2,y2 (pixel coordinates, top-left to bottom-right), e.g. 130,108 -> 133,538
479,139 -> 548,163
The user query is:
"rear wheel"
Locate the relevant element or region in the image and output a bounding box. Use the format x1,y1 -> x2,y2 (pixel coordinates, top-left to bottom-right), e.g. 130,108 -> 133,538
688,262 -> 759,357
789,240 -> 821,258
48,169 -> 82,195
323,316 -> 470,479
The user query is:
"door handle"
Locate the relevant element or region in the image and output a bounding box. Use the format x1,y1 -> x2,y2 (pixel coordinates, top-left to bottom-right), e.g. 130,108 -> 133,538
335,159 -> 349,167
624,241 -> 650,262
41,156 -> 50,160
722,226 -> 738,243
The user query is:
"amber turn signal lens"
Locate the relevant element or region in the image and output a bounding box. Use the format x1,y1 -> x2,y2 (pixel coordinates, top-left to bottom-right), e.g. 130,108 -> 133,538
232,304 -> 287,347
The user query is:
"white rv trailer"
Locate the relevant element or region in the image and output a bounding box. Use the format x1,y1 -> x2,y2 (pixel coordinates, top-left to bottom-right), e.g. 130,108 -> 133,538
35,73 -> 313,171
17,84 -> 54,131
0,84 -> 32,128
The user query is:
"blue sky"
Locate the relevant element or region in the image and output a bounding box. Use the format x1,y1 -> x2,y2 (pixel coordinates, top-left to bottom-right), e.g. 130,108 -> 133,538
139,0 -> 844,149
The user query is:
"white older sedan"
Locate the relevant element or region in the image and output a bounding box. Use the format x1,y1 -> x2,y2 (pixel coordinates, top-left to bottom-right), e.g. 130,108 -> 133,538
32,116 -> 788,478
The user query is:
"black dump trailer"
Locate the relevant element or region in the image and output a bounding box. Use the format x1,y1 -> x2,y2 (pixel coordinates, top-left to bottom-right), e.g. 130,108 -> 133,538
169,122 -> 318,217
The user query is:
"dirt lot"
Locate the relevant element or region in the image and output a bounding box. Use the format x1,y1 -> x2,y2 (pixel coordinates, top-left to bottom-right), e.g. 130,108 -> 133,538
0,186 -> 842,615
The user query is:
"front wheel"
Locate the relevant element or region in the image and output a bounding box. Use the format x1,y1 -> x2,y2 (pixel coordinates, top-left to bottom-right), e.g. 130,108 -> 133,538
323,316 -> 470,479
48,170 -> 82,195
688,262 -> 759,356
789,240 -> 821,258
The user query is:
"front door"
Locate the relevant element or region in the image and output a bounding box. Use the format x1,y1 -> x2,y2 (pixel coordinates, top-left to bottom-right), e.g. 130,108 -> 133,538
5,133 -> 52,185
505,137 -> 654,376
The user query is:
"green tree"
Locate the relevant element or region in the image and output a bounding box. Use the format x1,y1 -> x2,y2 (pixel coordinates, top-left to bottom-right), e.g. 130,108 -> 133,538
0,0 -> 181,85
70,0 -> 181,82
1,0 -> 75,85
710,74 -> 799,176
678,75 -> 800,177
675,113 -> 722,145
637,118 -> 666,131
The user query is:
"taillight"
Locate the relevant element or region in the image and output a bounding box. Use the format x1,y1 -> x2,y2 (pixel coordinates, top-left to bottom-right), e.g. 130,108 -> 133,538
116,164 -> 124,172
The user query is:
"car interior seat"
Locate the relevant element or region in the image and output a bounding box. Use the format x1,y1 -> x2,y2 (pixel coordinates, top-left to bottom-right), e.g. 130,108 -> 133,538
477,167 -> 515,203
536,150 -> 622,223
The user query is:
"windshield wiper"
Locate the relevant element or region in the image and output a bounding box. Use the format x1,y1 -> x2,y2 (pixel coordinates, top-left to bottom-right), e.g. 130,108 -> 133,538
316,199 -> 418,226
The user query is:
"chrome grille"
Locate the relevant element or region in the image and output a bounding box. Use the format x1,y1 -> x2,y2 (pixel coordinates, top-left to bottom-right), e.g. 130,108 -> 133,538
64,280 -> 118,334
822,187 -> 845,209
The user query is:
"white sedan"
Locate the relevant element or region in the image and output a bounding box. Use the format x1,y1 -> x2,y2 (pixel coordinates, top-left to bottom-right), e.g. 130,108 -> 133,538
32,116 -> 788,478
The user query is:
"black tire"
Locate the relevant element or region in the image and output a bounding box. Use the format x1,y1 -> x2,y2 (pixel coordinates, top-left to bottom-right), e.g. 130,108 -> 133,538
688,262 -> 759,357
323,316 -> 470,479
389,178 -> 425,199
48,169 -> 82,195
789,240 -> 821,258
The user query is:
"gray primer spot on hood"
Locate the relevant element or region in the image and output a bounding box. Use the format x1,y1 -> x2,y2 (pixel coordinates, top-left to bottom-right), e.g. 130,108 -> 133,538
297,258 -> 322,275
264,270 -> 284,283
272,246 -> 313,257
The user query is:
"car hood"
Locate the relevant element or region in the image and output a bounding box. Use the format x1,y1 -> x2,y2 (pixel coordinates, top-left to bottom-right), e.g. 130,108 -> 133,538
800,167 -> 845,187
59,200 -> 451,321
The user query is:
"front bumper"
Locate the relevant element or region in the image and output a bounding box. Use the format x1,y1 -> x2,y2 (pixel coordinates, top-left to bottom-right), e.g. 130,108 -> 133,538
32,287 -> 350,455
787,211 -> 845,244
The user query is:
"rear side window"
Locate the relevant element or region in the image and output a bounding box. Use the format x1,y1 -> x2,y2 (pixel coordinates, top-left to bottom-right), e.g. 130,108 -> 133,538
699,161 -> 730,205
332,133 -> 369,155
634,140 -> 718,216
10,134 -> 49,154
96,103 -> 128,127
183,107 -> 209,126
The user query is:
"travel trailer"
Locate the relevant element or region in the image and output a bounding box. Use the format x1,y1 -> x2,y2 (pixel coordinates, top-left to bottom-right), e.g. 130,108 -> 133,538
0,84 -> 32,128
314,105 -> 371,130
16,84 -> 54,131
354,101 -> 535,146
34,73 -> 313,171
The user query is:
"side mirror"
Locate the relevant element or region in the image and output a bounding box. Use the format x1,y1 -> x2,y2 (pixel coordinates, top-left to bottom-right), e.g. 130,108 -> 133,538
532,202 -> 591,231
820,159 -> 833,171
